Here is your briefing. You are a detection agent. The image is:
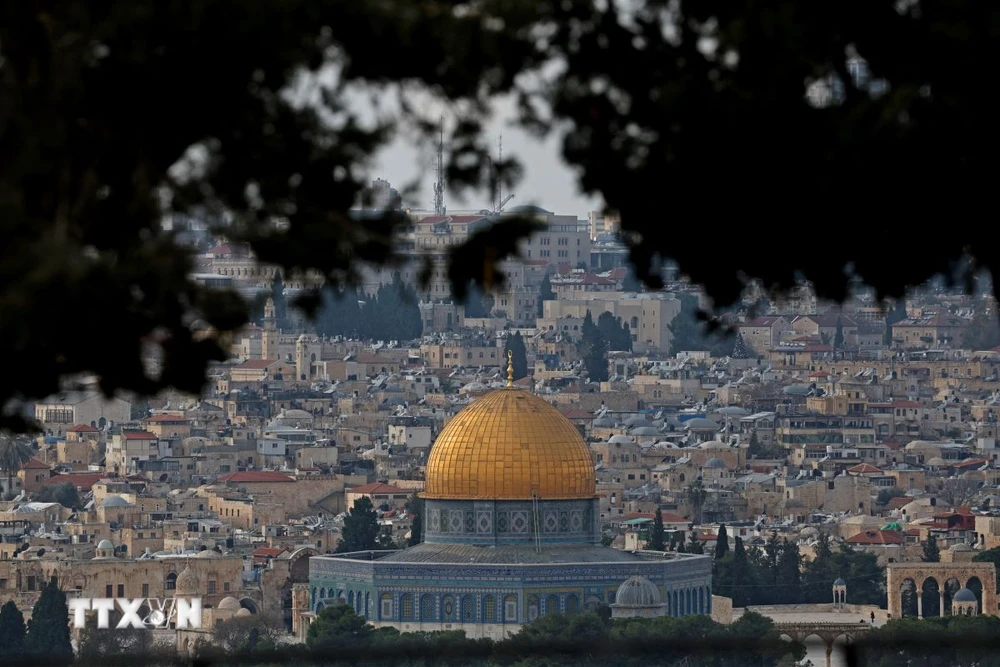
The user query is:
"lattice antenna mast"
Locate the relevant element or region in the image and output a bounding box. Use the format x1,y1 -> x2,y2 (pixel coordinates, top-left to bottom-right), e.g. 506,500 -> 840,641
433,117 -> 446,215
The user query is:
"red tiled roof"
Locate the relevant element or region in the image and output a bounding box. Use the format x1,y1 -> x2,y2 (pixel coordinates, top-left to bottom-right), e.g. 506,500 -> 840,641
252,547 -> 287,558
22,458 -> 50,470
809,371 -> 831,378
891,401 -> 921,408
886,497 -> 911,511
349,482 -> 407,494
67,424 -> 100,433
848,463 -> 882,474
43,472 -> 104,491
122,431 -> 157,440
219,471 -> 294,483
846,530 -> 904,545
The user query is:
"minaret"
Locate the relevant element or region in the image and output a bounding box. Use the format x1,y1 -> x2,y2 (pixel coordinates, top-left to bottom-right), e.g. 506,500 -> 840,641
433,117 -> 446,216
262,297 -> 277,360
506,349 -> 514,388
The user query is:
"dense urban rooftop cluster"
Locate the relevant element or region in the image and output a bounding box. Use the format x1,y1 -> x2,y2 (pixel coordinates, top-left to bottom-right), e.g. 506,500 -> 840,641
4,196 -> 1000,660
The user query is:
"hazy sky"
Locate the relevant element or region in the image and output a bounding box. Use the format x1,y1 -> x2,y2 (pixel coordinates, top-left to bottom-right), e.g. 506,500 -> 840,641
370,95 -> 604,219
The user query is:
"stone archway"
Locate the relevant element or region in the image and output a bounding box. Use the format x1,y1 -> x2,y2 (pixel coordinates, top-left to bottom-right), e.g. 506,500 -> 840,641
887,563 -> 998,619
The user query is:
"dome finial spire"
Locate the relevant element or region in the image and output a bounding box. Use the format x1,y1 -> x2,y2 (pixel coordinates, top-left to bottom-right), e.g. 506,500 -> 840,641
506,349 -> 514,388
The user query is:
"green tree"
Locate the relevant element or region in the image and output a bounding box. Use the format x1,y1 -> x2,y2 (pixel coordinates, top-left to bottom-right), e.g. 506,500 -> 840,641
876,487 -> 907,505
25,578 -> 72,664
646,508 -> 666,551
0,439 -> 32,499
336,497 -> 382,553
730,333 -> 752,359
714,523 -> 729,560
597,311 -> 632,352
306,604 -> 374,649
0,600 -> 26,661
578,311 -> 609,382
504,332 -> 529,381
833,316 -> 844,350
686,531 -> 704,555
973,546 -> 1000,592
922,535 -> 941,563
32,482 -> 83,510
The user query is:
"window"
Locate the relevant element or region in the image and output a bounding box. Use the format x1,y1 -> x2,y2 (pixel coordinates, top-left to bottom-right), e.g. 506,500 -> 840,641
106,584 -> 113,597
483,595 -> 496,622
224,582 -> 231,592
505,596 -> 518,621
208,580 -> 217,595
165,573 -> 177,590
380,594 -> 393,619
142,583 -> 149,598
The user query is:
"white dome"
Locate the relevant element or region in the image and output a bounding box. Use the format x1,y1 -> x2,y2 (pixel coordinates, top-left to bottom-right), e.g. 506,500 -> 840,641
100,496 -> 132,508
96,539 -> 114,550
614,576 -> 663,607
235,608 -> 252,617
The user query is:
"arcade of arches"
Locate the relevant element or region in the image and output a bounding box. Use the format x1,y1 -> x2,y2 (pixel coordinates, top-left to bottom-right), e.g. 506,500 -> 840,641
886,562 -> 997,619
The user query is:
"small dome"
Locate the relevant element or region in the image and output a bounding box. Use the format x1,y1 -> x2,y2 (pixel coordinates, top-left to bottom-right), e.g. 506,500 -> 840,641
953,587 -> 977,602
951,543 -> 972,552
235,608 -> 252,617
592,417 -> 617,428
624,416 -> 652,428
175,565 -> 199,595
195,549 -> 219,558
100,496 -> 131,508
608,434 -> 635,445
614,576 -> 663,607
926,457 -> 948,467
704,457 -> 727,469
833,577 -> 846,586
218,597 -> 241,612
96,539 -> 114,550
631,426 -> 661,437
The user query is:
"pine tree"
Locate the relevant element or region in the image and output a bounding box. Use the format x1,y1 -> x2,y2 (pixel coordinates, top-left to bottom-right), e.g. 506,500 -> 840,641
715,523 -> 730,560
647,508 -> 666,551
686,531 -> 704,554
0,600 -> 26,661
336,497 -> 382,553
25,578 -> 72,664
922,534 -> 941,562
504,332 -> 528,380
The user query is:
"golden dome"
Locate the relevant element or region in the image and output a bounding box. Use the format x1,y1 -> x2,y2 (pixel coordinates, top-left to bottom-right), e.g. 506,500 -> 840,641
423,388 -> 596,500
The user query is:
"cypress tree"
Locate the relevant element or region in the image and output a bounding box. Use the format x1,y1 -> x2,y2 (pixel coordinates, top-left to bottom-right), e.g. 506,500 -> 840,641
714,523 -> 730,560
0,600 -> 26,660
647,508 -> 666,551
504,332 -> 528,380
25,578 -> 72,664
336,497 -> 382,553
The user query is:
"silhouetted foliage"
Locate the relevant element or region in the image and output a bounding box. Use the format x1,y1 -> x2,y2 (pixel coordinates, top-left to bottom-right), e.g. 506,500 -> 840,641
646,508 -> 666,551
0,600 -> 26,661
597,311 -> 633,352
25,579 -> 72,665
4,1 -> 1000,434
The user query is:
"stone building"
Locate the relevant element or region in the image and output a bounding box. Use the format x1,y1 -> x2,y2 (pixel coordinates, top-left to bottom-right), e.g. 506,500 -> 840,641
307,358 -> 712,639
